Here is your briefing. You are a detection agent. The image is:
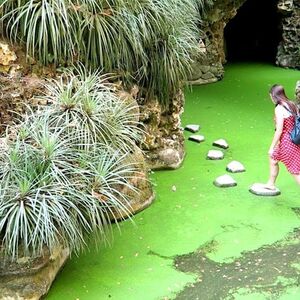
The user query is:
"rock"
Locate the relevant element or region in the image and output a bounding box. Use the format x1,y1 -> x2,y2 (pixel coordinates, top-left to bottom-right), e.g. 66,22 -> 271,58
0,245 -> 70,300
158,148 -> 182,169
111,146 -> 155,220
0,42 -> 17,66
189,77 -> 218,86
184,124 -> 200,133
201,71 -> 214,80
214,174 -> 237,188
212,139 -> 229,149
277,0 -> 293,13
139,90 -> 185,170
200,65 -> 210,73
226,160 -> 245,173
207,149 -> 224,160
188,135 -> 205,143
249,183 -> 281,196
276,3 -> 300,69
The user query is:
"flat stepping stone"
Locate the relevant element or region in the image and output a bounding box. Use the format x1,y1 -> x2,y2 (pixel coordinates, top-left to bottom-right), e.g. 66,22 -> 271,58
249,183 -> 281,196
207,150 -> 224,160
188,135 -> 205,143
213,174 -> 237,188
185,124 -> 200,133
212,139 -> 229,149
226,161 -> 245,173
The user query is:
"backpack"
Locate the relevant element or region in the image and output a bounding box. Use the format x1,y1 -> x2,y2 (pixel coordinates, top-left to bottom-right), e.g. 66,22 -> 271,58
290,115 -> 300,145
283,105 -> 300,145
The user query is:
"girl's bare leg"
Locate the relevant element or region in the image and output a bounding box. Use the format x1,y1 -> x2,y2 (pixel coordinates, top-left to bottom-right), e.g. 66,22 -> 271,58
292,174 -> 300,185
265,158 -> 279,189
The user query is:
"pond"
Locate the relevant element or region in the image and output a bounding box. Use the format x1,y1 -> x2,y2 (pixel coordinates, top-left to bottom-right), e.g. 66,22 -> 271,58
46,63 -> 300,300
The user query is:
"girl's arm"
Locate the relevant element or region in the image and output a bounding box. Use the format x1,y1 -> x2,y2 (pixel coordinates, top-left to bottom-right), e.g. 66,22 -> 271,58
269,105 -> 284,156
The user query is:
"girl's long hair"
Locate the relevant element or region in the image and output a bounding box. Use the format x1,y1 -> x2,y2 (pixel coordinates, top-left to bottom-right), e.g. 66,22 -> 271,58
270,84 -> 298,115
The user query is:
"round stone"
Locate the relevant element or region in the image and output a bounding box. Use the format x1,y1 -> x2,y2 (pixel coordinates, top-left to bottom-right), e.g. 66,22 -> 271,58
226,161 -> 245,173
188,135 -> 205,143
207,149 -> 224,160
214,174 -> 237,188
212,139 -> 229,149
249,183 -> 281,196
185,124 -> 200,133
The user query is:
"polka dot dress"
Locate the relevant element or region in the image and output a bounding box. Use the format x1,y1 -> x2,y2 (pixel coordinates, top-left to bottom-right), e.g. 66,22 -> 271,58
272,115 -> 300,174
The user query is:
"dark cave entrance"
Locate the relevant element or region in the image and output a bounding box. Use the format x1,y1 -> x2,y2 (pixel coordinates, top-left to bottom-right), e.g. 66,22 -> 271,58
224,0 -> 281,63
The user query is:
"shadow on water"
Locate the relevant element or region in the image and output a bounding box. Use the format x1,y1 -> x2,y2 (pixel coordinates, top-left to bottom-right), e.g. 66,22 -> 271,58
174,228 -> 300,300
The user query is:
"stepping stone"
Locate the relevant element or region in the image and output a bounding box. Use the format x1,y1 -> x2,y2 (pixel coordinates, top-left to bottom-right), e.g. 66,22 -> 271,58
185,124 -> 200,133
249,183 -> 281,196
226,161 -> 245,173
207,150 -> 224,160
188,135 -> 205,143
213,174 -> 237,188
212,139 -> 229,149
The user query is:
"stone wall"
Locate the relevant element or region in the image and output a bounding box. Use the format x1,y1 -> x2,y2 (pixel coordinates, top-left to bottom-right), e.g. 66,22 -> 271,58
277,0 -> 300,68
138,90 -> 185,170
189,0 -> 245,85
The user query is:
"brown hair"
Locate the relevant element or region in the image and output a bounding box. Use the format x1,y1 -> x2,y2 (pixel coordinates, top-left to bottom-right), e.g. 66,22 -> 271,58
270,84 -> 298,115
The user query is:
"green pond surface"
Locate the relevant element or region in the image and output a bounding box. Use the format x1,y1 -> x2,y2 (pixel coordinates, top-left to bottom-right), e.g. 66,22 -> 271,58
46,63 -> 300,300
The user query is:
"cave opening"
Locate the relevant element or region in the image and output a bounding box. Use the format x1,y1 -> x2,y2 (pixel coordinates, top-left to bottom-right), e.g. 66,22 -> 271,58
224,0 -> 281,63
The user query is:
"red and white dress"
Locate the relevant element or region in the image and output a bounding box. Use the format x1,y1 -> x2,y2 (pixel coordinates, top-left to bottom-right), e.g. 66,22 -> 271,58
272,114 -> 300,174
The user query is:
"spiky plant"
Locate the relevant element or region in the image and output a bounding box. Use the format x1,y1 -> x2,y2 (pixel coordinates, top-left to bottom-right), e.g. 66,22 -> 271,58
0,69 -> 142,260
42,67 -> 142,151
0,0 -> 212,105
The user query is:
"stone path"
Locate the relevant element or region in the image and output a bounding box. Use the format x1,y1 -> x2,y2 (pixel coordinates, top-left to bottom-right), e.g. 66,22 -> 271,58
186,124 -> 282,195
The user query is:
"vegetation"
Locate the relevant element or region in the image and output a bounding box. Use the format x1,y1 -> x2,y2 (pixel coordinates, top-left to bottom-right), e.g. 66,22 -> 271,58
0,0 -> 214,261
0,0 -> 212,105
0,69 -> 142,260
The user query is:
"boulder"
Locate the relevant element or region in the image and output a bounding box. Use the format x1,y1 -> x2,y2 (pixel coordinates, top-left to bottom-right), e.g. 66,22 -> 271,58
249,183 -> 281,196
207,149 -> 224,160
226,160 -> 245,173
188,134 -> 205,143
158,148 -> 182,169
213,174 -> 237,188
212,139 -> 229,149
111,146 -> 155,220
184,124 -> 200,133
0,246 -> 69,300
139,90 -> 185,170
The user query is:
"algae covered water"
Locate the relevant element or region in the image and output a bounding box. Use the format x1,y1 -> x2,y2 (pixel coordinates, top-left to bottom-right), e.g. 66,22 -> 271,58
47,64 -> 300,300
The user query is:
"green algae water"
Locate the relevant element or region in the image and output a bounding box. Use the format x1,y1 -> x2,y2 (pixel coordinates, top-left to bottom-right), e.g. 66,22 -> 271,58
46,64 -> 300,300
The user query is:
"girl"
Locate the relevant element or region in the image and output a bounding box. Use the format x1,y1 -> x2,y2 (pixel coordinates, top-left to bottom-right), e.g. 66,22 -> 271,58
265,84 -> 300,189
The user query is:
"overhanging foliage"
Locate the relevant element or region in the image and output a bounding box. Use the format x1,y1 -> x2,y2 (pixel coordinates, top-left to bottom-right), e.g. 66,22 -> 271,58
0,68 -> 142,260
0,0 -> 212,105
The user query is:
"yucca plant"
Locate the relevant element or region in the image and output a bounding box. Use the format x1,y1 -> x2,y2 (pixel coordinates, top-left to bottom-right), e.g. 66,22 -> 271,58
0,0 -> 212,106
42,67 -> 142,151
0,0 -> 78,64
0,69 -> 142,260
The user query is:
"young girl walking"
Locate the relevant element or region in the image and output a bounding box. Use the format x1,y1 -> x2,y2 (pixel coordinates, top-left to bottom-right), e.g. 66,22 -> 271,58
265,84 -> 300,189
